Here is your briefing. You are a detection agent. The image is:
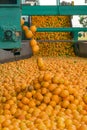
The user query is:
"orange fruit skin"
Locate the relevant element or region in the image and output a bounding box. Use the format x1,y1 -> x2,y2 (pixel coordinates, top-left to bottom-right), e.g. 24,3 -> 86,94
21,18 -> 25,26
30,39 -> 37,47
22,25 -> 29,31
25,30 -> 33,38
78,124 -> 87,130
32,45 -> 39,53
30,25 -> 37,32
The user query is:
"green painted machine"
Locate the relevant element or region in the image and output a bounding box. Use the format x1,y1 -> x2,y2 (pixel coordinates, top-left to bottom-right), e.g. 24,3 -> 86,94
0,0 -> 21,50
0,0 -> 87,60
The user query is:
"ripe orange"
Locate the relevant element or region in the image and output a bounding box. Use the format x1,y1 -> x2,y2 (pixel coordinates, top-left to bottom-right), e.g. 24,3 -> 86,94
7,99 -> 14,105
28,100 -> 36,108
41,81 -> 49,88
25,92 -> 32,98
35,92 -> 43,101
17,93 -> 23,100
43,73 -> 52,81
30,39 -> 37,47
49,84 -> 57,92
81,115 -> 87,123
25,30 -> 33,38
22,25 -> 29,31
4,103 -> 10,110
37,57 -> 44,67
2,119 -> 11,127
78,124 -> 87,130
34,83 -> 41,90
21,97 -> 29,105
30,25 -> 37,32
32,45 -> 39,53
21,18 -> 25,26
60,89 -> 69,98
17,101 -> 23,108
43,96 -> 50,104
53,87 -> 61,95
50,101 -> 56,107
83,94 -> 87,104
61,100 -> 69,108
45,92 -> 52,98
41,87 -> 48,95
65,118 -> 72,128
52,75 -> 59,84
51,95 -> 59,104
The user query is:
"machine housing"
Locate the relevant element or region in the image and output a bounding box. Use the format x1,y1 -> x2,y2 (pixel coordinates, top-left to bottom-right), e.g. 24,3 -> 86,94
0,0 -> 21,49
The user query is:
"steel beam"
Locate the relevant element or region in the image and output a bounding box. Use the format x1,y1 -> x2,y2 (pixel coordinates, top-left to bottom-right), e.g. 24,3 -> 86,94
22,5 -> 87,15
37,27 -> 87,32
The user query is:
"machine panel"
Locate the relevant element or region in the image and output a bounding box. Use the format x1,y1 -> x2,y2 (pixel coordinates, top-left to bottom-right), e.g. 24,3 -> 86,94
0,0 -> 17,4
0,0 -> 21,49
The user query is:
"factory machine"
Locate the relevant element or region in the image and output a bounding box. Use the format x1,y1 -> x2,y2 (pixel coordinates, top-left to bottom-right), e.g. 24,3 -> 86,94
0,0 -> 87,62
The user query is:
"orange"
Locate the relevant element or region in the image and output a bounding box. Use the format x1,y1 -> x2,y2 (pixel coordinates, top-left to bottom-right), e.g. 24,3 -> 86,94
17,101 -> 23,108
53,87 -> 61,95
35,92 -> 43,101
41,87 -> 48,95
22,105 -> 29,111
21,97 -> 29,105
68,125 -> 76,130
30,25 -> 37,32
30,39 -> 37,47
7,99 -> 14,105
61,100 -> 69,108
34,83 -> 41,90
25,92 -> 32,98
50,101 -> 56,107
21,18 -> 24,26
49,84 -> 57,92
4,103 -> 10,110
81,115 -> 87,123
60,89 -> 69,98
37,57 -> 45,68
38,74 -> 44,82
51,95 -> 59,104
10,107 -> 16,115
25,30 -> 33,38
43,73 -> 52,81
43,96 -> 50,104
38,103 -> 46,111
22,25 -> 29,31
65,118 -> 72,128
69,95 -> 74,102
2,119 -> 11,127
17,93 -> 23,100
41,81 -> 49,88
83,94 -> 87,104
46,92 -> 52,98
52,75 -> 60,84
28,100 -> 36,108
32,45 -> 39,53
78,124 -> 87,130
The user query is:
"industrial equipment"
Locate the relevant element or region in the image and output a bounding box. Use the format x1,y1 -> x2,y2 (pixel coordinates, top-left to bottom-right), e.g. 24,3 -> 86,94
0,0 -> 21,50
0,0 -> 87,62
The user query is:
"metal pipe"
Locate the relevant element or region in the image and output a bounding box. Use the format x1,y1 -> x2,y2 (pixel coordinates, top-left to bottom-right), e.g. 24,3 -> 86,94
37,27 -> 87,32
22,5 -> 87,15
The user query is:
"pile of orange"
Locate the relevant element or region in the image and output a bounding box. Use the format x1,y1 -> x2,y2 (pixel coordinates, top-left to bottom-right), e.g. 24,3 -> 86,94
0,17 -> 86,130
0,56 -> 87,129
32,16 -> 75,56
